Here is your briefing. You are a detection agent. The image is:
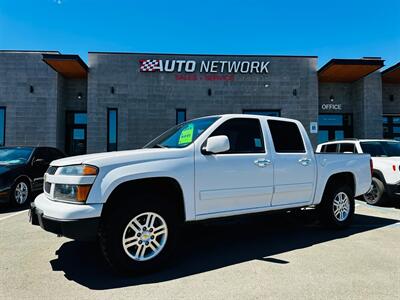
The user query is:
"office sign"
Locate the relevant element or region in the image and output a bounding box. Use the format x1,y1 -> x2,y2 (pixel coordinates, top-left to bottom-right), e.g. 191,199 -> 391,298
139,59 -> 270,74
321,103 -> 342,111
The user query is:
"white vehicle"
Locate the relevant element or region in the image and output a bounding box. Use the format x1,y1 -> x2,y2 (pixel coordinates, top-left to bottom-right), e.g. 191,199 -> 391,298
30,114 -> 371,274
317,139 -> 400,205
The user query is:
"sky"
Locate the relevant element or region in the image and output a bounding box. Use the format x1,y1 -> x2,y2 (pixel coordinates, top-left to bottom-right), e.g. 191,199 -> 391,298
0,0 -> 399,68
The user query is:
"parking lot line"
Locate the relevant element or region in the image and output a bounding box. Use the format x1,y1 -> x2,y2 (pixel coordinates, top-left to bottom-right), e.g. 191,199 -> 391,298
0,209 -> 28,222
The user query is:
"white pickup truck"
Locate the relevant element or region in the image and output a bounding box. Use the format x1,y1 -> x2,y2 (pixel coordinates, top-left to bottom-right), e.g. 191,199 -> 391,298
317,139 -> 400,205
30,114 -> 371,274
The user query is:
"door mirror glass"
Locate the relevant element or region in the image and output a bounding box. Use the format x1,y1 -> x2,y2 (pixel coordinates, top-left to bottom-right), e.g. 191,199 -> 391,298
204,135 -> 230,154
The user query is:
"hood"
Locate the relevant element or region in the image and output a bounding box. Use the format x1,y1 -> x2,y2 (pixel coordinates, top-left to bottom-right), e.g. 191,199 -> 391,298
0,164 -> 22,175
372,156 -> 400,162
50,148 -> 190,168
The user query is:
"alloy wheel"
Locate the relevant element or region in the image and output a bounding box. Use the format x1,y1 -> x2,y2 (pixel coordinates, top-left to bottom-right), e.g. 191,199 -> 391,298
333,192 -> 350,222
122,212 -> 168,262
14,182 -> 29,204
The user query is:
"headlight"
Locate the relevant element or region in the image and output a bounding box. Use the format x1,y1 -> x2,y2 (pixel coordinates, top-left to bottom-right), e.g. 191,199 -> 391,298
50,164 -> 98,203
58,165 -> 98,176
53,184 -> 92,203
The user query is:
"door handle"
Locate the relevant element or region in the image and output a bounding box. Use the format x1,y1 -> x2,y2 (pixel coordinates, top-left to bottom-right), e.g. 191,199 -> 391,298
254,158 -> 272,167
298,158 -> 312,166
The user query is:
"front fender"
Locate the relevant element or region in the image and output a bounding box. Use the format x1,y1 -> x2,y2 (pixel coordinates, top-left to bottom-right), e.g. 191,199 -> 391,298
86,155 -> 195,220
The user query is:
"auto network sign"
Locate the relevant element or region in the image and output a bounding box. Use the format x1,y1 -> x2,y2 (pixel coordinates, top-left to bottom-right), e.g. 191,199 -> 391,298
139,59 -> 270,74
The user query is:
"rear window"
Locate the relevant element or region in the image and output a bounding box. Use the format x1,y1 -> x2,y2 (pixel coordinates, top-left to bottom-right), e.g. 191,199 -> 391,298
267,120 -> 305,153
339,143 -> 356,153
321,144 -> 338,153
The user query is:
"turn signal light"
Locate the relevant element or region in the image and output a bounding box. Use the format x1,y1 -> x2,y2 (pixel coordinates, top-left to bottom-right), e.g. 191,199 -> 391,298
82,165 -> 98,176
393,165 -> 396,171
76,185 -> 92,202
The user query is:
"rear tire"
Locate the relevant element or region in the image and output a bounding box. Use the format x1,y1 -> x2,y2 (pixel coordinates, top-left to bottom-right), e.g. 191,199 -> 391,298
99,192 -> 180,275
363,177 -> 387,206
318,184 -> 354,229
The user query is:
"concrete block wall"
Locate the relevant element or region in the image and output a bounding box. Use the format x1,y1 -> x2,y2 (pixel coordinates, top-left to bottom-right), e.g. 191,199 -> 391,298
0,51 -> 60,147
382,83 -> 400,114
87,53 -> 319,152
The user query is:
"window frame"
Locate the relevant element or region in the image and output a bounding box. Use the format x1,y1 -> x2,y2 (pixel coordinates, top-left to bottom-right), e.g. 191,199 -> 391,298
107,108 -> 118,152
267,120 -> 306,154
176,108 -> 187,125
205,117 -> 266,155
0,107 -> 5,146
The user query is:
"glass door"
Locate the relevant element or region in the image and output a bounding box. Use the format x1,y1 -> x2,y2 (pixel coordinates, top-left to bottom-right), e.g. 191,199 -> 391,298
317,114 -> 353,143
66,111 -> 87,155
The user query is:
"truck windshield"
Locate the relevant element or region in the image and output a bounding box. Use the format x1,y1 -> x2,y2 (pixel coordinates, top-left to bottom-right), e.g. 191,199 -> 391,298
360,141 -> 400,157
0,148 -> 33,165
145,117 -> 220,149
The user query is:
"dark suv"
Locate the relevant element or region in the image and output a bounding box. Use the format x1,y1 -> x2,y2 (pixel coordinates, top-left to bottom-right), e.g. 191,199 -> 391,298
0,147 -> 65,206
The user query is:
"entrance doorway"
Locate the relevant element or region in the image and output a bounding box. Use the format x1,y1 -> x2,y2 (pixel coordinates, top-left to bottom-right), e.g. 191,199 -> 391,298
317,114 -> 353,143
66,111 -> 87,155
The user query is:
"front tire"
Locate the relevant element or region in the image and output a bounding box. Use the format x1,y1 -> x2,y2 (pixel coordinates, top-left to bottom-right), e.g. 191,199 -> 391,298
318,184 -> 354,229
10,179 -> 30,206
363,177 -> 387,206
99,194 -> 180,275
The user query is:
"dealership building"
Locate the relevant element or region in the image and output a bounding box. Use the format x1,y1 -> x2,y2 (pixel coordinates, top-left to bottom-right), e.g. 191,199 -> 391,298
0,50 -> 399,155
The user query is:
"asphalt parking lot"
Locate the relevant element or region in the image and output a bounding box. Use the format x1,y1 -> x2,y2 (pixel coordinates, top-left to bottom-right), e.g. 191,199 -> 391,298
0,200 -> 399,300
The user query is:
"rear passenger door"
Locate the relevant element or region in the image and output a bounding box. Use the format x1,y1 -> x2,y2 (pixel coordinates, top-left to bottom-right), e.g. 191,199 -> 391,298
195,118 -> 274,216
267,120 -> 316,207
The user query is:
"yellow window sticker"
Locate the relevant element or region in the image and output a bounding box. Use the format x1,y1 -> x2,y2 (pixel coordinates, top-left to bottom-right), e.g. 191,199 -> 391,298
178,124 -> 194,145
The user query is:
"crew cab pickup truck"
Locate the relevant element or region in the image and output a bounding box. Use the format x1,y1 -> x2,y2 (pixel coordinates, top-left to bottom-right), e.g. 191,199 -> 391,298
317,139 -> 400,205
30,114 -> 371,274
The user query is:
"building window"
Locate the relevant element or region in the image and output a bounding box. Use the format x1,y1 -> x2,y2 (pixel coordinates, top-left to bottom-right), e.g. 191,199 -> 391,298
107,108 -> 118,151
176,109 -> 186,124
0,107 -> 5,146
383,115 -> 400,141
243,110 -> 281,117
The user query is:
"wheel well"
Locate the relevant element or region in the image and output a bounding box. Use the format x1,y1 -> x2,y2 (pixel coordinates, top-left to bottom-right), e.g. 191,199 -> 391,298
372,170 -> 387,186
101,177 -> 185,222
323,172 -> 355,196
13,175 -> 32,190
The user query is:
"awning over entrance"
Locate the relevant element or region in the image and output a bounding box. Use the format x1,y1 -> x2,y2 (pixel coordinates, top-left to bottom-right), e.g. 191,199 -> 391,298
318,58 -> 384,83
382,62 -> 400,83
42,54 -> 88,78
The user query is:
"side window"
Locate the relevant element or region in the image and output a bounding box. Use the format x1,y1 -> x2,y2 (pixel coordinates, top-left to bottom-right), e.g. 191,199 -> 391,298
339,143 -> 356,153
209,118 -> 265,154
325,144 -> 338,153
33,148 -> 50,162
267,120 -> 305,153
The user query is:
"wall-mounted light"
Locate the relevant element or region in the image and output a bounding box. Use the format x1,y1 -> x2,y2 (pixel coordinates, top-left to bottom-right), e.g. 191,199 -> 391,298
208,88 -> 212,96
389,94 -> 394,102
77,92 -> 83,100
293,89 -> 297,96
29,85 -> 34,93
329,95 -> 335,102
111,86 -> 115,94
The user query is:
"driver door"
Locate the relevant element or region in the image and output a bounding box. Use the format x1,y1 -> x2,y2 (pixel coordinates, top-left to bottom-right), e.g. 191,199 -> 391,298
194,118 -> 274,217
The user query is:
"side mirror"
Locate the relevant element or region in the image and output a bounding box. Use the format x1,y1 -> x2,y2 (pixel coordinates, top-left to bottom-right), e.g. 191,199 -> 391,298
204,135 -> 230,154
33,158 -> 47,167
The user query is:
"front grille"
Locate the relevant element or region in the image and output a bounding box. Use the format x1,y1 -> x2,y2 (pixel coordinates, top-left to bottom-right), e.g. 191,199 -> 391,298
46,166 -> 58,175
44,182 -> 51,194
